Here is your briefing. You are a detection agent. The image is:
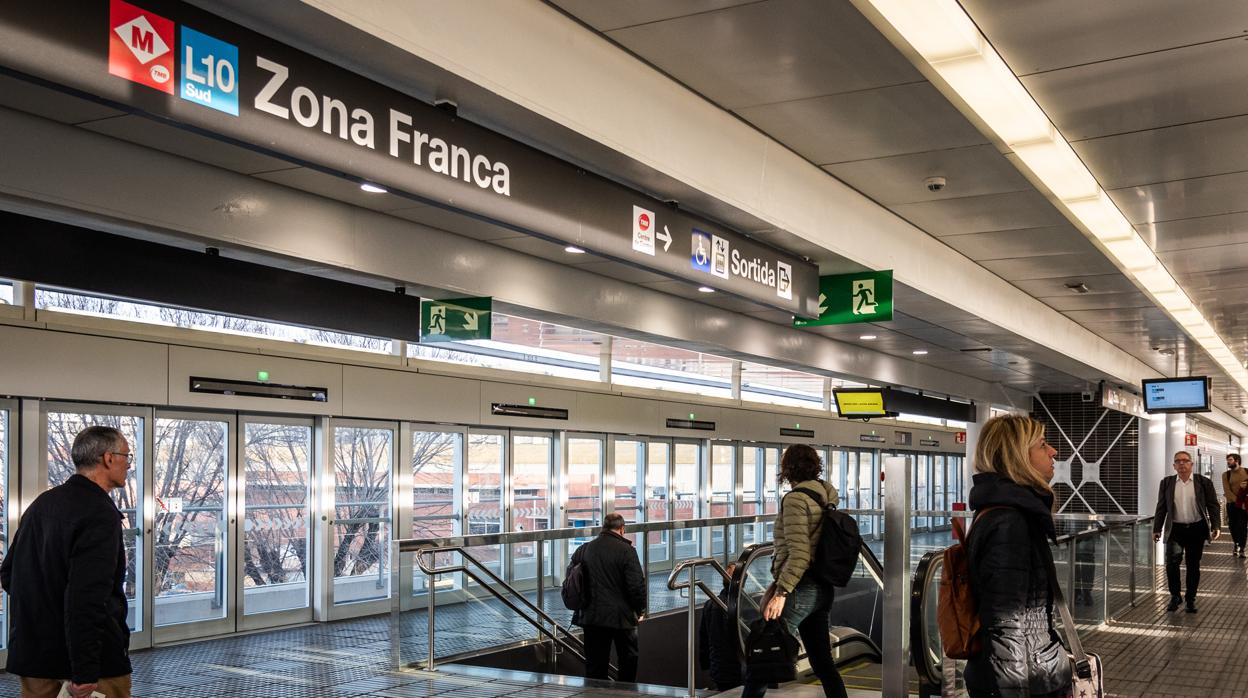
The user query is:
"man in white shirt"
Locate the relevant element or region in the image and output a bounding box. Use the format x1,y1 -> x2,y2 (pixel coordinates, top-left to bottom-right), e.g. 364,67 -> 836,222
1153,451 -> 1221,613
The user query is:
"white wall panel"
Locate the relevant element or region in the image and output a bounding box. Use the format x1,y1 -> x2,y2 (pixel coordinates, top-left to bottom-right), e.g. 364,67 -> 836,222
655,400 -> 723,439
477,381 -> 576,429
342,365 -> 479,424
168,345 -> 342,415
573,392 -> 657,436
0,325 -> 167,404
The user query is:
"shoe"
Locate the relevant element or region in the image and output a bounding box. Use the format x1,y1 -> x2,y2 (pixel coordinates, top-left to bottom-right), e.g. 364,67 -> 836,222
1166,596 -> 1182,612
1185,603 -> 1198,614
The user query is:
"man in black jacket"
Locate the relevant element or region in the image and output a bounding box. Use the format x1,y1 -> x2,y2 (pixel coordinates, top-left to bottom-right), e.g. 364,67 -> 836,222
698,563 -> 742,691
1,426 -> 133,697
570,513 -> 647,682
1153,450 -> 1221,613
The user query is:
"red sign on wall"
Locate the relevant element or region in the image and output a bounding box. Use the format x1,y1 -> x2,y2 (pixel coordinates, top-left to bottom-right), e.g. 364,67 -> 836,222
108,0 -> 175,94
955,431 -> 967,445
1185,433 -> 1198,446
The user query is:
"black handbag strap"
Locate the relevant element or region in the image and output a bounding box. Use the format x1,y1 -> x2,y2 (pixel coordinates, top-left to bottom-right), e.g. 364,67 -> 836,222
1042,539 -> 1092,679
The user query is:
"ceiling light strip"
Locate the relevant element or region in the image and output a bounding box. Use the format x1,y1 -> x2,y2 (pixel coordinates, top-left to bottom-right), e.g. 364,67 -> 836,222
863,0 -> 1248,393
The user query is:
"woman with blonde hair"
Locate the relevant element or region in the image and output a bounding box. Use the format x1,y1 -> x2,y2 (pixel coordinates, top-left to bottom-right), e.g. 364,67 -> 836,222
964,415 -> 1072,698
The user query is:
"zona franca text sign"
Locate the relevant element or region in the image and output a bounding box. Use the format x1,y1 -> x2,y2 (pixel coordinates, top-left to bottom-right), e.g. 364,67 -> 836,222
0,0 -> 818,316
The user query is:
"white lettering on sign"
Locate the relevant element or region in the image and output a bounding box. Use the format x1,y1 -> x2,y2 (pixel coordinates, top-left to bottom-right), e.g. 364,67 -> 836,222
253,56 -> 510,196
730,248 -> 776,288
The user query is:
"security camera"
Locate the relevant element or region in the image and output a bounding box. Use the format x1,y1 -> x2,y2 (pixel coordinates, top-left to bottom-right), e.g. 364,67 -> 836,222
1081,391 -> 1094,402
924,176 -> 947,193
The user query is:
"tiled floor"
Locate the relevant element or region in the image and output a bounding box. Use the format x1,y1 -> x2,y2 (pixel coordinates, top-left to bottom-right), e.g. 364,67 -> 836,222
1080,534 -> 1248,698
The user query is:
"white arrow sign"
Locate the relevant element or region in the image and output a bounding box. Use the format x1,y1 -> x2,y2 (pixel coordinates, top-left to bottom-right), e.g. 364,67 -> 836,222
657,225 -> 672,252
463,311 -> 479,331
818,292 -> 828,316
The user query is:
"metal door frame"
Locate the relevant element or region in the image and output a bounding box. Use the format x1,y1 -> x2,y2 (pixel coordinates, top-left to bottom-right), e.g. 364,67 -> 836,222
150,409 -> 237,644
403,423 -> 467,612
507,429 -> 557,592
38,400 -> 154,650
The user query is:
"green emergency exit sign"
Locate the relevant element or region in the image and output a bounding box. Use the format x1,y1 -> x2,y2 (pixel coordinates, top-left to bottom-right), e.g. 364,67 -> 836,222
793,270 -> 893,327
420,297 -> 492,342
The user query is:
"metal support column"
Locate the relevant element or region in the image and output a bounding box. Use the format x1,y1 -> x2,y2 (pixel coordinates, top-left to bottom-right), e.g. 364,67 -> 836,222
427,568 -> 437,671
536,541 -> 545,642
1129,523 -> 1138,606
686,565 -> 698,698
882,454 -> 910,698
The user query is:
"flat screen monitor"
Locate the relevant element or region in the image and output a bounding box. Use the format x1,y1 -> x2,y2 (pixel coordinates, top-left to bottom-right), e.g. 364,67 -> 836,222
1141,377 -> 1211,414
834,389 -> 890,418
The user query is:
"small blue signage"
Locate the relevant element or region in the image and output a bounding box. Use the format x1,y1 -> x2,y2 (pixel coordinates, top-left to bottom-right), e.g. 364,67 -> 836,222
180,26 -> 238,115
691,229 -> 712,273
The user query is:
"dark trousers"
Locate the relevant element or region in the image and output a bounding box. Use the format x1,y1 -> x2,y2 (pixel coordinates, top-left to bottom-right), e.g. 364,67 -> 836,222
1165,521 -> 1208,603
742,582 -> 847,698
1229,506 -> 1248,550
583,625 -> 639,683
969,691 -> 1065,698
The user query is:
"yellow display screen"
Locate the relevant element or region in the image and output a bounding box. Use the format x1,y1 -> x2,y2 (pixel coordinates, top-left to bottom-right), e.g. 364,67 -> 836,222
834,390 -> 887,416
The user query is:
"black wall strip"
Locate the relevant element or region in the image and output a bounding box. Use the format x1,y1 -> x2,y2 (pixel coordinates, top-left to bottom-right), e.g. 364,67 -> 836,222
0,212 -> 422,341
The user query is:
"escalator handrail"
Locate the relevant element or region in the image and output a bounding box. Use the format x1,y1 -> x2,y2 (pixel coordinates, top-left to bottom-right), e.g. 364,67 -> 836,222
910,549 -> 946,691
666,557 -> 732,612
416,545 -> 603,674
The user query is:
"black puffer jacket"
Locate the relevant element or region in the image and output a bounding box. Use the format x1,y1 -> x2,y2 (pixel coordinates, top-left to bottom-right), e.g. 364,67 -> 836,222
570,531 -> 647,629
964,473 -> 1072,697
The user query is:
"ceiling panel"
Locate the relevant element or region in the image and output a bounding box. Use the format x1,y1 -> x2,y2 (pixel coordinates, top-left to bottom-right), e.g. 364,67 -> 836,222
1140,211 -> 1248,253
1011,273 -> 1142,298
1157,243 -> 1248,276
1109,170 -> 1248,225
491,235 -> 606,266
1172,268 -> 1248,295
253,167 -> 420,211
736,82 -> 986,164
961,0 -> 1247,75
891,190 -> 1070,237
979,253 -> 1120,281
388,204 -> 528,242
939,226 -> 1091,261
1041,291 -> 1155,312
571,260 -> 672,285
604,0 -> 920,109
0,74 -> 124,124
823,144 -> 1030,206
1022,38 -> 1248,140
1073,115 -> 1248,191
81,115 -> 295,175
548,0 -> 756,31
637,279 -> 767,312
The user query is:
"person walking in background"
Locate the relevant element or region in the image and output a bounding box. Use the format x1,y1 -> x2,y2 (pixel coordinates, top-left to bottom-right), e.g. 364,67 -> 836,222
1222,453 -> 1247,558
744,444 -> 846,698
570,513 -> 647,682
0,426 -> 134,698
1154,451 -> 1221,612
964,415 -> 1072,698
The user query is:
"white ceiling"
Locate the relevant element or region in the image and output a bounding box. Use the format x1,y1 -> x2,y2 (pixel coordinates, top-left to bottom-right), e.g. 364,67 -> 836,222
549,0 -> 1248,414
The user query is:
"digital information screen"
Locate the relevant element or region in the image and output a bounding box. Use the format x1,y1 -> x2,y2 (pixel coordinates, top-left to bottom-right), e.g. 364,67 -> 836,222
1142,378 -> 1210,412
834,390 -> 887,417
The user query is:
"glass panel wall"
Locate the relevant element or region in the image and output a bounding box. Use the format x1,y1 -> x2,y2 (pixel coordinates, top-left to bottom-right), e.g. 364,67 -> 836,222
740,362 -> 824,408
709,442 -> 734,555
46,410 -> 144,632
242,421 -> 312,615
611,338 -> 733,398
332,425 -> 393,605
672,442 -> 701,561
567,436 -> 603,554
646,442 -> 671,563
152,417 -> 228,627
411,429 -> 461,594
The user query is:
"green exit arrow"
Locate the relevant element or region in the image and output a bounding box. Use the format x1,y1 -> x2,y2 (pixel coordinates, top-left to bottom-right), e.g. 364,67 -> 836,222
420,297 -> 492,343
794,270 -> 892,327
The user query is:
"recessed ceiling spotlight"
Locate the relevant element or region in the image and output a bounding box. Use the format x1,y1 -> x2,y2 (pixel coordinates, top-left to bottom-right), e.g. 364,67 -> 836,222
697,286 -> 715,293
360,183 -> 387,193
860,334 -> 877,340
912,349 -> 929,355
564,245 -> 586,254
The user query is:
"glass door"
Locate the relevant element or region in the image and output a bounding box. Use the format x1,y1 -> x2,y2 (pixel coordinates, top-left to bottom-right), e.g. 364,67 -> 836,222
409,426 -> 463,599
645,440 -> 670,567
41,403 -> 151,649
0,400 -> 14,661
239,416 -> 314,630
611,437 -> 645,551
510,432 -> 554,588
151,412 -> 233,642
330,420 -> 395,615
566,434 -> 604,553
465,430 -> 506,583
672,440 -> 703,563
709,441 -> 735,555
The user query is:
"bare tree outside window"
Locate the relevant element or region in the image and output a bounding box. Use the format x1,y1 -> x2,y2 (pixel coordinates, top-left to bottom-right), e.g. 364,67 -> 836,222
243,423 -> 312,614
333,427 -> 392,603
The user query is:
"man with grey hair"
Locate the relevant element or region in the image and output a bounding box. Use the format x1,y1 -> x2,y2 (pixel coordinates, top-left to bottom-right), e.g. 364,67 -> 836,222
1,426 -> 134,697
569,512 -> 647,682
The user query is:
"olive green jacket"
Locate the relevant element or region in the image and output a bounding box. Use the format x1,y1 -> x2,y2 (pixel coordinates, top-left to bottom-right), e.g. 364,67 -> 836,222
771,479 -> 840,593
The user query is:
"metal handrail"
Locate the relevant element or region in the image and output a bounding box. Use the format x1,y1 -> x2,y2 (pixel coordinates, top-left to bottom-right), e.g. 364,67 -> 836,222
665,557 -> 734,697
414,545 -> 596,674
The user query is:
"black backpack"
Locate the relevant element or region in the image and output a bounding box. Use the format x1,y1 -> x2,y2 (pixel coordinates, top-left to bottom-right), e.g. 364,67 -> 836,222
743,618 -> 799,684
790,486 -> 862,587
561,549 -> 589,610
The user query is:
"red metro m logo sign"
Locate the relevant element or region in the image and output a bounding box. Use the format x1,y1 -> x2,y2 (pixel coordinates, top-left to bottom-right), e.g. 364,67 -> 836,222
108,0 -> 175,94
